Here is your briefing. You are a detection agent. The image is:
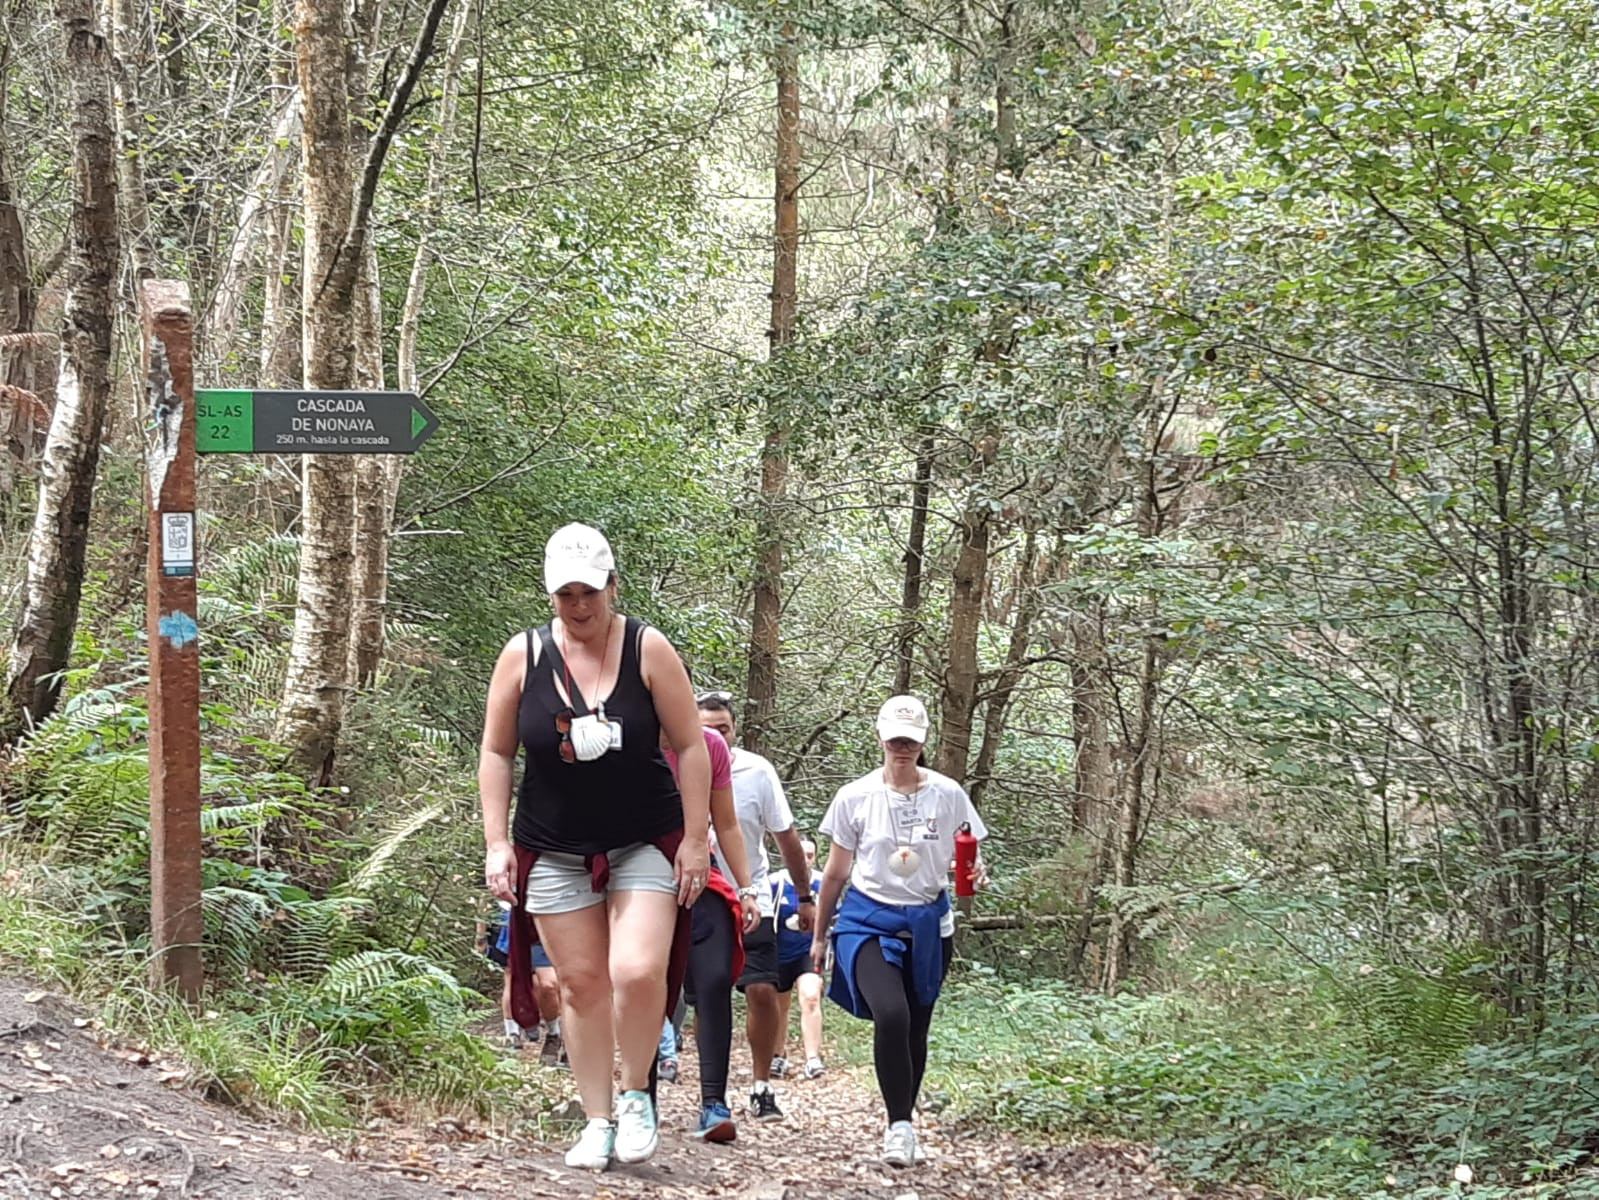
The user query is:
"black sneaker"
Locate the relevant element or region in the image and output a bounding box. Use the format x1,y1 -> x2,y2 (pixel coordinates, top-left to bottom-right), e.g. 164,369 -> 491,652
657,1057 -> 679,1084
749,1083 -> 783,1122
540,1033 -> 565,1069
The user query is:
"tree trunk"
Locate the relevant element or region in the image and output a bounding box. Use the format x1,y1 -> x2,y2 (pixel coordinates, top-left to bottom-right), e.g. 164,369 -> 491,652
348,0 -> 471,689
1102,626 -> 1158,991
934,505 -> 989,783
211,92 -> 303,373
109,0 -> 154,282
893,425 -> 935,695
346,243 -> 395,688
1,0 -> 118,740
1070,601 -> 1113,833
969,527 -> 1040,805
742,21 -> 799,757
0,27 -> 39,495
273,0 -> 362,779
273,0 -> 452,777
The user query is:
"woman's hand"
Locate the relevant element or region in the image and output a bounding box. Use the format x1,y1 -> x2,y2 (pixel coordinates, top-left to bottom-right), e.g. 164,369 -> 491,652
739,895 -> 761,934
972,853 -> 992,891
810,935 -> 828,977
485,840 -> 515,903
675,835 -> 711,907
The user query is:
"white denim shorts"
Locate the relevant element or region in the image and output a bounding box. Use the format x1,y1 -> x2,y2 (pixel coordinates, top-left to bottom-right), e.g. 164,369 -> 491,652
523,842 -> 677,915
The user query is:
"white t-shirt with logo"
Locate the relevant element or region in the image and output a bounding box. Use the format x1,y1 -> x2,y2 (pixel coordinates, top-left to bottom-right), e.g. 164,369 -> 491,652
712,747 -> 796,918
819,767 -> 987,936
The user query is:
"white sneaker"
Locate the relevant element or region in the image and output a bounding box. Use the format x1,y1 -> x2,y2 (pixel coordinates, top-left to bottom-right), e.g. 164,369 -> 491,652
613,1089 -> 659,1164
804,1056 -> 825,1079
565,1118 -> 615,1170
882,1120 -> 916,1168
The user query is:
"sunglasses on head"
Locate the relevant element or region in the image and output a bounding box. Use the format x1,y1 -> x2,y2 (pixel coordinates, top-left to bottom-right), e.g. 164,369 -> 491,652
696,690 -> 733,705
555,706 -> 575,764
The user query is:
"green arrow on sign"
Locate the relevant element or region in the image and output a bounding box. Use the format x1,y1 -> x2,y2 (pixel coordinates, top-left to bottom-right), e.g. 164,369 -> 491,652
195,390 -> 440,455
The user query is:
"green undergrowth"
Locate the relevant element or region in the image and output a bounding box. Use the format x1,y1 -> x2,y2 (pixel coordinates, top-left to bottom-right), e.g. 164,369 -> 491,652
0,648 -> 567,1135
0,847 -> 569,1133
920,962 -> 1599,1200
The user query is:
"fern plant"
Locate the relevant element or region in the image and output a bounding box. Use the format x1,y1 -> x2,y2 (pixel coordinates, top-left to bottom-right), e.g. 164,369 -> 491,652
1355,954 -> 1505,1068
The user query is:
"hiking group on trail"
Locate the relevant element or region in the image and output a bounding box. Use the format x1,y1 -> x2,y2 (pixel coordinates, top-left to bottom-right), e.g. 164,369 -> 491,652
477,522 -> 989,1173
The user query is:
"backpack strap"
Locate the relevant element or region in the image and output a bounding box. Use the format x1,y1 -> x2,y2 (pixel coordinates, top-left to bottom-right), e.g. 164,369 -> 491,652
537,623 -> 588,714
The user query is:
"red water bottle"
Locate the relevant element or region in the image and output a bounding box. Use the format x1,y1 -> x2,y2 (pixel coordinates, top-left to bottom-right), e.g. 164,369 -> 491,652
954,822 -> 978,897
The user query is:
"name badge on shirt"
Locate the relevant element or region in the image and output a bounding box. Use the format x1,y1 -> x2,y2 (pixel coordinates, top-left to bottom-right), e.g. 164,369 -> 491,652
607,719 -> 623,751
894,805 -> 922,831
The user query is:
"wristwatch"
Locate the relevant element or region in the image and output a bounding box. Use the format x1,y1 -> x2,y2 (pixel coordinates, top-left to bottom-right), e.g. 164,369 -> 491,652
736,883 -> 760,899
795,894 -> 815,905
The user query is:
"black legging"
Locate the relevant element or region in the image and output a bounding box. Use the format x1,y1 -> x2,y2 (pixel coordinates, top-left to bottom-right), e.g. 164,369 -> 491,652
684,889 -> 738,1107
853,936 -> 954,1123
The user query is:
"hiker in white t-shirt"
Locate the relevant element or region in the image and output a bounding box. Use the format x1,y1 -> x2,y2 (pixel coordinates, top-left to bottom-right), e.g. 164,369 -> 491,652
813,695 -> 988,1169
695,691 -> 814,1128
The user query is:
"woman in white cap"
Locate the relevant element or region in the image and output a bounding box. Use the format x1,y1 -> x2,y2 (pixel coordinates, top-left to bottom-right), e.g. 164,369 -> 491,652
810,695 -> 988,1168
479,522 -> 712,1170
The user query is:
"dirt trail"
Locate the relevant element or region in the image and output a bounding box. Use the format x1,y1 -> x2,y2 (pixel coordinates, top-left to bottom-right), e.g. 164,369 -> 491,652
0,976 -> 1228,1199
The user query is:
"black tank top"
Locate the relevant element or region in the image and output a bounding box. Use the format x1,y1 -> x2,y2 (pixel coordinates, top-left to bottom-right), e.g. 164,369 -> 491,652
512,616 -> 684,855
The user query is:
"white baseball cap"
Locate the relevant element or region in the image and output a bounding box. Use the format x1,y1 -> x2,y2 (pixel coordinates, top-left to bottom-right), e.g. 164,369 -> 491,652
876,695 -> 930,744
543,522 -> 615,593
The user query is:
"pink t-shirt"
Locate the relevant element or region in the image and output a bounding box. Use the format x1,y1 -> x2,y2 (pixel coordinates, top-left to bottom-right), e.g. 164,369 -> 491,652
663,726 -> 732,791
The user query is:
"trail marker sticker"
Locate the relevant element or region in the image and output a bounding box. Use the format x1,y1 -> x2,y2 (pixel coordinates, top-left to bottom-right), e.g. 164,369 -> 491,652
161,512 -> 195,577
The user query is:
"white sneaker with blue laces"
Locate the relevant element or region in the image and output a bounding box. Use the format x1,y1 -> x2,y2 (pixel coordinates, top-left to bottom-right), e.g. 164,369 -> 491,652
614,1089 -> 659,1164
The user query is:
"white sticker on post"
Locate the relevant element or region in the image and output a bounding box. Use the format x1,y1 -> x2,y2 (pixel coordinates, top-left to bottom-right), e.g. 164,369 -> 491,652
161,512 -> 195,577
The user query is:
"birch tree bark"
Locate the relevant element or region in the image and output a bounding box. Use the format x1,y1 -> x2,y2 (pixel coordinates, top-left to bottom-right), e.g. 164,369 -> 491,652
272,0 -> 362,777
109,0 -> 154,282
348,0 -> 471,688
273,0 -> 451,777
1,0 -> 118,739
257,0 -> 301,389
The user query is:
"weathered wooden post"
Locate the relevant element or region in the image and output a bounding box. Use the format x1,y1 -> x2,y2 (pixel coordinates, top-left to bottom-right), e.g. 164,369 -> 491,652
141,280 -> 203,1000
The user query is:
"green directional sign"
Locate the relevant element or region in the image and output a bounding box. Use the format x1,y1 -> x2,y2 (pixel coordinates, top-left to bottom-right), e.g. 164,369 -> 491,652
195,389 -> 440,455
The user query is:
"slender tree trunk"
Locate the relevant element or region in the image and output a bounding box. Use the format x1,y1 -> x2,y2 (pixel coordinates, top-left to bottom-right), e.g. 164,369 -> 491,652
969,528 -> 1040,805
346,243 -> 395,687
0,26 -> 39,494
274,0 -> 362,779
1102,624 -> 1158,991
109,0 -> 154,282
934,502 -> 989,783
211,93 -> 303,373
1069,600 -> 1114,833
1,0 -> 118,739
893,425 -> 935,695
348,0 -> 470,689
742,21 -> 799,757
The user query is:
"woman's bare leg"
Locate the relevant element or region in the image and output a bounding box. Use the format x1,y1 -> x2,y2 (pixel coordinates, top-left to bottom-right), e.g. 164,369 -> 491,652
606,889 -> 678,1092
796,971 -> 825,1062
536,905 -> 613,1117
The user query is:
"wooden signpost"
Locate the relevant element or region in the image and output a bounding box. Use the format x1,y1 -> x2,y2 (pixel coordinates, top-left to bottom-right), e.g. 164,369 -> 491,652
142,281 -> 203,1000
141,281 -> 440,1000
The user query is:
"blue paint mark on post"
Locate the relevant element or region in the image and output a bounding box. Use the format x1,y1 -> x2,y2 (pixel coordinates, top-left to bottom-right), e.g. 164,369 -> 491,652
158,611 -> 199,650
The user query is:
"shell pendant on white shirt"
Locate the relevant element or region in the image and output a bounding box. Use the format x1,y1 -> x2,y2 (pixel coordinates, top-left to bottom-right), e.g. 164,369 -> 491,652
888,846 -> 922,877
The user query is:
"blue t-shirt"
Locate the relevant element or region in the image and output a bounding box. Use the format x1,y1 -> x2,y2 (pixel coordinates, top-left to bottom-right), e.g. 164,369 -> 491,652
773,871 -> 818,964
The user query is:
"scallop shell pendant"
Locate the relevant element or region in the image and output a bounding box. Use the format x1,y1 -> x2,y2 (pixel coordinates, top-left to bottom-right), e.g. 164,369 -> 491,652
888,847 -> 922,877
